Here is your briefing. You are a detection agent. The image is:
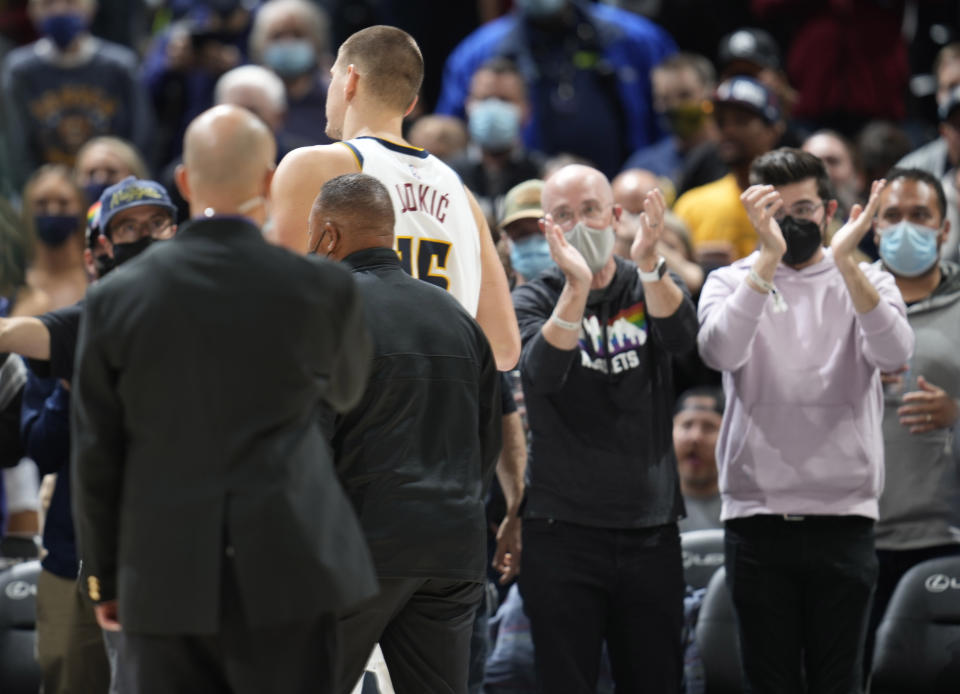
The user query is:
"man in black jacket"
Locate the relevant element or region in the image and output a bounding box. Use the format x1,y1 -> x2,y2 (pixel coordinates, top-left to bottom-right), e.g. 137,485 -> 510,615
309,173 -> 501,694
512,164 -> 698,693
71,105 -> 377,694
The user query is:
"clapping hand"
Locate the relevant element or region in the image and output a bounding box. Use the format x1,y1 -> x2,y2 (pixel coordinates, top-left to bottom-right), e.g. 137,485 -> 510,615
630,189 -> 666,268
740,185 -> 786,259
541,215 -> 592,287
831,179 -> 886,264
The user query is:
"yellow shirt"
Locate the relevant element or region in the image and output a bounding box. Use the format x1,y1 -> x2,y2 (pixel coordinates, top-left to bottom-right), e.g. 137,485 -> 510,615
673,173 -> 757,260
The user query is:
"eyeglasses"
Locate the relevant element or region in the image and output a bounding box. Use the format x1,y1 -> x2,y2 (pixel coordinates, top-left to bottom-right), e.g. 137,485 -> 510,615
774,201 -> 824,223
110,215 -> 173,244
547,201 -> 614,230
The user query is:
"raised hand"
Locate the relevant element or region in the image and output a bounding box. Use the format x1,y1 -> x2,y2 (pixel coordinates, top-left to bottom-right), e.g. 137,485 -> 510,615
831,178 -> 886,264
740,185 -> 786,259
541,215 -> 593,287
630,188 -> 666,268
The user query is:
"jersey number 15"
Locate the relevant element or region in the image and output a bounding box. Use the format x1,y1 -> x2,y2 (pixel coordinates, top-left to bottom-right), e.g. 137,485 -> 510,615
395,237 -> 452,291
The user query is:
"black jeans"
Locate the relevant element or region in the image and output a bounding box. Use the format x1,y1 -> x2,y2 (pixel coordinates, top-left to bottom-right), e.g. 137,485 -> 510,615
724,515 -> 878,694
518,518 -> 684,694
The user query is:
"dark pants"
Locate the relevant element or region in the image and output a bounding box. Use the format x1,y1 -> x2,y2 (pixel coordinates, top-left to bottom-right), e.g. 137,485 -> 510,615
118,560 -> 337,694
518,519 -> 684,694
336,577 -> 484,694
863,543 -> 960,678
724,515 -> 878,694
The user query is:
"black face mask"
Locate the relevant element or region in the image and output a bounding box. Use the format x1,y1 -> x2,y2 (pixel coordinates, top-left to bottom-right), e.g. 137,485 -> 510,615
111,236 -> 153,267
780,215 -> 823,266
93,254 -> 115,278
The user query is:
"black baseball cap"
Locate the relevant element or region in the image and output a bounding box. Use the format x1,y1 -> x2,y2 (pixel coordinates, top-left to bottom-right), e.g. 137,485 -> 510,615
718,28 -> 781,72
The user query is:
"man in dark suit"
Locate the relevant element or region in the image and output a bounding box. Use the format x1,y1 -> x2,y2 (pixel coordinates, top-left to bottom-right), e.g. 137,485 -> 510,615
309,173 -> 502,694
70,105 -> 378,694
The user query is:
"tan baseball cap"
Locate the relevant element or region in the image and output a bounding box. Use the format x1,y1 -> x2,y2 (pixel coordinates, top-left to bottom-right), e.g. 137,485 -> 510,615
499,179 -> 544,229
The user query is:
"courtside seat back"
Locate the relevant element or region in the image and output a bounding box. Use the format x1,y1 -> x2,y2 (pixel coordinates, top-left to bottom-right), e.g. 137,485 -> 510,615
871,556 -> 960,693
681,529 -> 725,590
0,559 -> 42,694
696,566 -> 744,694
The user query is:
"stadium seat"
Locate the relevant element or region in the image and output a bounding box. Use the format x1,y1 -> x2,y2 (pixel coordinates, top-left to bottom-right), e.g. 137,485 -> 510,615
871,555 -> 960,693
695,566 -> 744,694
0,559 -> 42,694
681,528 -> 725,590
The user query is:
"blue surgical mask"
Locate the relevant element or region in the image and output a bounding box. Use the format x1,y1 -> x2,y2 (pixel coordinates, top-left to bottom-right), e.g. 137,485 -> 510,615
510,234 -> 554,279
879,221 -> 940,277
514,0 -> 567,19
263,39 -> 316,78
468,99 -> 520,152
34,215 -> 79,246
40,13 -> 87,50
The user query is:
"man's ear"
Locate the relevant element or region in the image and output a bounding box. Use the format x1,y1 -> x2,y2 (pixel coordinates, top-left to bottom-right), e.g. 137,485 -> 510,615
345,64 -> 360,101
940,218 -> 951,246
263,165 -> 276,201
325,221 -> 341,254
824,199 -> 839,226
404,93 -> 420,119
174,164 -> 191,203
612,203 -> 623,223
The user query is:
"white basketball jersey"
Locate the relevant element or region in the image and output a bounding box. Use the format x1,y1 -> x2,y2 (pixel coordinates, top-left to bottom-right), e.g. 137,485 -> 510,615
342,137 -> 481,316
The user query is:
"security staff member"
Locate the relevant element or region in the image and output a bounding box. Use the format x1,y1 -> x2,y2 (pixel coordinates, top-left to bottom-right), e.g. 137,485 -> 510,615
310,173 -> 501,694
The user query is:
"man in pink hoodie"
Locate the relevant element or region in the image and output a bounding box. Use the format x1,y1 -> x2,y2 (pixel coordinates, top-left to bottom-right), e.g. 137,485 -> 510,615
697,148 -> 914,694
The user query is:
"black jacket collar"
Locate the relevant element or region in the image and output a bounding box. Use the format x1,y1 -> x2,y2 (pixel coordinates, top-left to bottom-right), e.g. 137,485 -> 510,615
343,247 -> 401,272
176,216 -> 264,241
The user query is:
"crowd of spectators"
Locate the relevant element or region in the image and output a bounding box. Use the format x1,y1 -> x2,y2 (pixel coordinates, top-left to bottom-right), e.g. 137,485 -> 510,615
2,1 -> 960,693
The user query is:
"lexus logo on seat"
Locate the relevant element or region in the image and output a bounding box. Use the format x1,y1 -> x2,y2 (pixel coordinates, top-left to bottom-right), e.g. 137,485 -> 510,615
4,580 -> 36,600
924,574 -> 960,593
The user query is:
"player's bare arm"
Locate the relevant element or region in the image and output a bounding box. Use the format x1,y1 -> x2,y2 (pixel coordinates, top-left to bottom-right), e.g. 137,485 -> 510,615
466,187 -> 521,371
269,144 -> 360,252
0,316 -> 51,360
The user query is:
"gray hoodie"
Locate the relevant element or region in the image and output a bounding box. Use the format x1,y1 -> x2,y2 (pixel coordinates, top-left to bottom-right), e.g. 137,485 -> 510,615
876,260 -> 960,550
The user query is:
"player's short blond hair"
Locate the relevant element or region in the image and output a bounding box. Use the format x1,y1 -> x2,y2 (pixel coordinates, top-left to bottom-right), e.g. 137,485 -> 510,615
339,25 -> 423,112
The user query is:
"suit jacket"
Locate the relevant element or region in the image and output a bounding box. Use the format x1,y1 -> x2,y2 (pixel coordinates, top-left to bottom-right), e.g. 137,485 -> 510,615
71,217 -> 377,635
327,248 -> 501,582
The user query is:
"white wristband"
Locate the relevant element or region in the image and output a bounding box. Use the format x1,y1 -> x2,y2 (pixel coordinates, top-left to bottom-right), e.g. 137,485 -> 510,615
550,313 -> 582,331
747,269 -> 788,313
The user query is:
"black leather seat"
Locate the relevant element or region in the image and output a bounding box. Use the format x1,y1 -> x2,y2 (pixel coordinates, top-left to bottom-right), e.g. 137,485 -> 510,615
871,555 -> 960,693
681,528 -> 725,590
0,559 -> 42,694
696,566 -> 744,694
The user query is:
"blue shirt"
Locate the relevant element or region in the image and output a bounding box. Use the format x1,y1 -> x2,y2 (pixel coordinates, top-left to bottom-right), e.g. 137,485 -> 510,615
436,1 -> 675,177
20,368 -> 76,579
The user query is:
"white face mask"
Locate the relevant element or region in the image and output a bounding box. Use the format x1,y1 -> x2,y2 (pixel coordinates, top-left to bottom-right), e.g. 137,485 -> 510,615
564,221 -> 615,275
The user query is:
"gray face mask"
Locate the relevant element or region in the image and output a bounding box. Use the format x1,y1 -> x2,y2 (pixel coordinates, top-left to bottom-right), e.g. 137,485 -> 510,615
565,221 -> 616,275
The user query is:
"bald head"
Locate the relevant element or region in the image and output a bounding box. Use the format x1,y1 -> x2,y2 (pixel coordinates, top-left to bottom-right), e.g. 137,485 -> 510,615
308,173 -> 395,259
182,105 -> 276,197
542,164 -> 614,223
612,169 -> 660,215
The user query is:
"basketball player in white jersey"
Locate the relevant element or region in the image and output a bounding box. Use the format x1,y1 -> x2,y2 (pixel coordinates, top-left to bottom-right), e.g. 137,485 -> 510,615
271,25 -> 520,370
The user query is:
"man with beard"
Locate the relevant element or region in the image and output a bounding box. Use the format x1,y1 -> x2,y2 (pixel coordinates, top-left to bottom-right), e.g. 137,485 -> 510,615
864,168 -> 960,674
673,387 -> 723,532
697,148 -> 914,693
674,76 -> 784,263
